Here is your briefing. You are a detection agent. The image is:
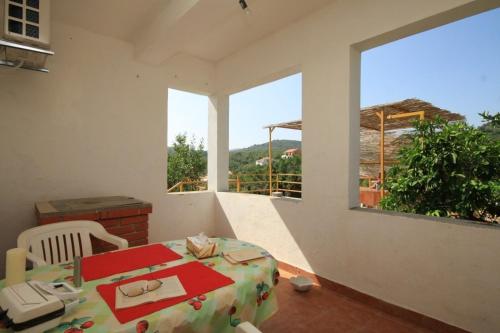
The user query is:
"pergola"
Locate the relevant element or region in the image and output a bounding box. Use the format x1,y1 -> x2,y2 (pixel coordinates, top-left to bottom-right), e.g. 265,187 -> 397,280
263,98 -> 464,196
263,119 -> 302,195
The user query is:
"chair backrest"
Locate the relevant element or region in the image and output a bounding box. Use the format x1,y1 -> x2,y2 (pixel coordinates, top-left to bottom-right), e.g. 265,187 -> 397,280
17,221 -> 106,265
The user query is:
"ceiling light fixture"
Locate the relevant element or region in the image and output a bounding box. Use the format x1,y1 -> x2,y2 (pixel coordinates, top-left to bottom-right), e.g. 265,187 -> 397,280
238,0 -> 251,14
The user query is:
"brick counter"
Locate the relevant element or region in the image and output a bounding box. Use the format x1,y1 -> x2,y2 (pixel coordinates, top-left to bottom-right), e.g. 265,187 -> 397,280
35,196 -> 152,253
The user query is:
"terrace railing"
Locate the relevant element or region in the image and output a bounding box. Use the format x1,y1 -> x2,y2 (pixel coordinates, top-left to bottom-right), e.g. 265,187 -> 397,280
167,180 -> 208,193
167,174 -> 387,205
167,173 -> 302,197
229,173 -> 302,197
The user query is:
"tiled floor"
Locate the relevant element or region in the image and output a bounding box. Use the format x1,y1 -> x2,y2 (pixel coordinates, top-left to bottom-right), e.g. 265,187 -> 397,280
260,270 -> 434,333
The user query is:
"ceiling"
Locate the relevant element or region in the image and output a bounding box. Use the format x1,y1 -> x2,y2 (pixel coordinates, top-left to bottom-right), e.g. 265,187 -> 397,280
51,0 -> 167,42
52,0 -> 334,65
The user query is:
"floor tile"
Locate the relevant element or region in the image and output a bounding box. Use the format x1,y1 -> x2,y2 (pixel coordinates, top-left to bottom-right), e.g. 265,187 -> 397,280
260,272 -> 434,333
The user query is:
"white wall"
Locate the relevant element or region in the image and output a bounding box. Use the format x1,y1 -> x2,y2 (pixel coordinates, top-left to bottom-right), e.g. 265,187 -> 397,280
213,1 -> 500,332
1,1 -> 499,332
0,21 -> 216,276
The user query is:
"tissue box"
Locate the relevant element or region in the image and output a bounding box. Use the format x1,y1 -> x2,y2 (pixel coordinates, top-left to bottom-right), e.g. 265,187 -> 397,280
186,238 -> 218,259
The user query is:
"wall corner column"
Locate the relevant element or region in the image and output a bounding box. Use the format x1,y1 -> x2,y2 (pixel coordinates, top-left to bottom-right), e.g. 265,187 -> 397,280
208,94 -> 229,192
348,46 -> 361,208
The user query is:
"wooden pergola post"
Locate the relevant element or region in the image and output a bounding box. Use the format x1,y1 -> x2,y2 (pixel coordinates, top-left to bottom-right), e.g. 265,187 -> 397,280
268,127 -> 274,195
376,110 -> 385,198
262,120 -> 301,197
378,110 -> 425,199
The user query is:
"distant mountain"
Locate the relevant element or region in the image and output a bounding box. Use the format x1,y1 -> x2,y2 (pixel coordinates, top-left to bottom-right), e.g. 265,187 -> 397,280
231,140 -> 301,153
229,140 -> 301,172
168,139 -> 301,155
167,139 -> 301,174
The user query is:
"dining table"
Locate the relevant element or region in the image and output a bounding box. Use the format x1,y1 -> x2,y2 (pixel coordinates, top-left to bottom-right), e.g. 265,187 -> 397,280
0,238 -> 279,333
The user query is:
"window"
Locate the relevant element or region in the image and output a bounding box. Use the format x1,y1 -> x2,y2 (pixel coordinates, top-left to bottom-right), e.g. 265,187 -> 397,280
229,73 -> 303,198
358,8 -> 500,224
167,89 -> 208,193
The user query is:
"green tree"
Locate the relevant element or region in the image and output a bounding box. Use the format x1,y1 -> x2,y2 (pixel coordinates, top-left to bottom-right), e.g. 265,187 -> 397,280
275,155 -> 302,174
479,111 -> 500,127
380,117 -> 499,222
167,134 -> 206,189
478,111 -> 500,141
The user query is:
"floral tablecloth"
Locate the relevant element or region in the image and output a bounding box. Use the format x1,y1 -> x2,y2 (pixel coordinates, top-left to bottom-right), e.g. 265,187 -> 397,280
0,238 -> 279,333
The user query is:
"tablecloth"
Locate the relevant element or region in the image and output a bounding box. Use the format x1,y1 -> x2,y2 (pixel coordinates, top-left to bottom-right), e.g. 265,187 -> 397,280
0,238 -> 279,333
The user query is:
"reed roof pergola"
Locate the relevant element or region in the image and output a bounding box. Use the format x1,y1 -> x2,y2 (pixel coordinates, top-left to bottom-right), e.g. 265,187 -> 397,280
263,98 -> 465,196
360,98 -> 464,131
264,119 -> 302,131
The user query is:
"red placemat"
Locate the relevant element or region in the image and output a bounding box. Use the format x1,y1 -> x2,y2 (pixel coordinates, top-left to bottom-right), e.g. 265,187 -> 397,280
82,244 -> 182,281
96,261 -> 235,323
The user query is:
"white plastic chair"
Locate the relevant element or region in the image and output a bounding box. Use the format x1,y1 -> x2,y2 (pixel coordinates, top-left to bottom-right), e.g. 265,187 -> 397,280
236,322 -> 262,333
17,220 -> 128,267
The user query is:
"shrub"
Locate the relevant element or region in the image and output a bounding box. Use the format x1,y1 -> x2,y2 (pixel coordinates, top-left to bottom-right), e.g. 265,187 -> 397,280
167,134 -> 206,188
380,116 -> 499,222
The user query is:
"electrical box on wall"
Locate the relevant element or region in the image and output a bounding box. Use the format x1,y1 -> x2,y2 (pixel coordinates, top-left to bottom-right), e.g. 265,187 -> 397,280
3,0 -> 50,47
0,0 -> 53,72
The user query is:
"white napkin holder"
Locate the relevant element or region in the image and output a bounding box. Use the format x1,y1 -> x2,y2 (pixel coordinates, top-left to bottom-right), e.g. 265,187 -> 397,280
186,233 -> 218,259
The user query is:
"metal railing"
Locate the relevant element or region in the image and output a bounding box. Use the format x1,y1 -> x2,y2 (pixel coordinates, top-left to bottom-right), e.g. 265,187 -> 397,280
167,180 -> 208,193
167,173 -> 302,197
229,173 -> 302,196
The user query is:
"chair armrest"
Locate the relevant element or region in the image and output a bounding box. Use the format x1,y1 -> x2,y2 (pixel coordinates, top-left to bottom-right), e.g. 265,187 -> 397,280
26,252 -> 47,268
236,322 -> 262,333
99,233 -> 128,249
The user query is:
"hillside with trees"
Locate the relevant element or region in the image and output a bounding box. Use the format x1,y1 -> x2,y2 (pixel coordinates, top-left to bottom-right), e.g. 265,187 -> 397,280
478,111 -> 500,140
168,137 -> 302,195
229,140 -> 301,174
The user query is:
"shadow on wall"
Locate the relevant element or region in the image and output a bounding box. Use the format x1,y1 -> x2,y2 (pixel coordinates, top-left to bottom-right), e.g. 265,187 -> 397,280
0,211 -> 39,279
151,192 -> 217,243
214,192 -> 330,276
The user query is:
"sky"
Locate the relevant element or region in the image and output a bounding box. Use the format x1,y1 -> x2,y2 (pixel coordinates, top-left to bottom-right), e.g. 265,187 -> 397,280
168,8 -> 500,150
168,88 -> 209,149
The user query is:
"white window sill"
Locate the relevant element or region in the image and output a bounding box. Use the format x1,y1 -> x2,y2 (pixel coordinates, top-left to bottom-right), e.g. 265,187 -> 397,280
350,206 -> 500,230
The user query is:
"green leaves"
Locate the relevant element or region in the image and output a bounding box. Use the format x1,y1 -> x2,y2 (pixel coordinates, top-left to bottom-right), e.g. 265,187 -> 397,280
230,318 -> 241,327
71,317 -> 92,325
480,111 -> 500,128
56,322 -> 72,330
167,134 -> 207,188
228,305 -> 241,327
381,116 -> 499,222
256,282 -> 270,293
111,275 -> 132,282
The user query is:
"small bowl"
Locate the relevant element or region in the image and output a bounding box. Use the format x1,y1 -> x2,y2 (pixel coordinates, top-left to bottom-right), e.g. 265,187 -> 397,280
289,275 -> 313,292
